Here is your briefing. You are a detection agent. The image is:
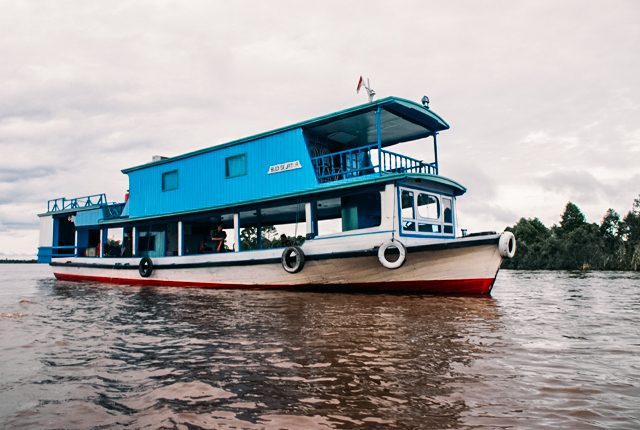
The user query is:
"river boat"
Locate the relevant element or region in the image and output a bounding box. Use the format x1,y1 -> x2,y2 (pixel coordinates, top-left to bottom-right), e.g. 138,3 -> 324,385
37,96 -> 516,295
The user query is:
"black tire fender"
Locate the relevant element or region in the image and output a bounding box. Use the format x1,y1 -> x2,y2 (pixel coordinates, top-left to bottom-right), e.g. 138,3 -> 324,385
138,256 -> 154,278
281,246 -> 305,274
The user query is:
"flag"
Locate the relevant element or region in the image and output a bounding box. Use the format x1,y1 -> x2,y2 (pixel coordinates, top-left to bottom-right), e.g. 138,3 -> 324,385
356,76 -> 364,93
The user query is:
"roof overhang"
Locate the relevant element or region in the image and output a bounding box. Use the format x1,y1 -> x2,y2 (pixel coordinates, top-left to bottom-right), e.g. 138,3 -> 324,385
303,97 -> 450,149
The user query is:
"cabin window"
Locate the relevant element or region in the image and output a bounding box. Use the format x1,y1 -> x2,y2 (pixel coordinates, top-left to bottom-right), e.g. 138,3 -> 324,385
162,170 -> 178,191
182,214 -> 235,255
225,154 -> 247,178
417,193 -> 440,219
401,190 -> 415,220
238,204 -> 306,251
316,191 -> 381,236
400,187 -> 454,236
135,224 -> 172,258
443,197 -> 454,234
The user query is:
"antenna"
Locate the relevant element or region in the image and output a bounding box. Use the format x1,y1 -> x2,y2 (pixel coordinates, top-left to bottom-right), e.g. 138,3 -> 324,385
356,76 -> 376,102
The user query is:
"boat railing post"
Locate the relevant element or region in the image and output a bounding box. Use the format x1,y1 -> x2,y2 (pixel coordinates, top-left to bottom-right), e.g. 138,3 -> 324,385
376,107 -> 382,175
178,221 -> 183,256
74,229 -> 78,257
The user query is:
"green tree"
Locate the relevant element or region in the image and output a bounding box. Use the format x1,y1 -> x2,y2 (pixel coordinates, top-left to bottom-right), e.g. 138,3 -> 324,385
503,217 -> 550,269
557,202 -> 587,237
621,195 -> 640,270
600,209 -> 624,269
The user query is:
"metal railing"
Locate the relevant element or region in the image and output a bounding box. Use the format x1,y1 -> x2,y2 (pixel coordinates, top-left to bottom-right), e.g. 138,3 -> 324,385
47,193 -> 108,212
311,145 -> 437,183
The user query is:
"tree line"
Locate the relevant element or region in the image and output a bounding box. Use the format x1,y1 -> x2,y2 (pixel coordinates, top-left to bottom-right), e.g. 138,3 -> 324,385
502,195 -> 640,271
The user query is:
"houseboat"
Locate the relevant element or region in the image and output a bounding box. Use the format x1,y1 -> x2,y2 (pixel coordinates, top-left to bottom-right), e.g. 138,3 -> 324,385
37,96 -> 515,295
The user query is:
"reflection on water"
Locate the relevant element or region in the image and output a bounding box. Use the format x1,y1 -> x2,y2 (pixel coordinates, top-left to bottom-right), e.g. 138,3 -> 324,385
0,265 -> 639,429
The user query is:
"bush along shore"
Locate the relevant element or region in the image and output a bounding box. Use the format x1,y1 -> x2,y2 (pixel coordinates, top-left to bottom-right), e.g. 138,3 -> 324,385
502,196 -> 640,271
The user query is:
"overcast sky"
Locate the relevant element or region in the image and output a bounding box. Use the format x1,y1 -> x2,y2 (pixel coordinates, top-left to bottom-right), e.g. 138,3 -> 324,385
1,1 -> 639,258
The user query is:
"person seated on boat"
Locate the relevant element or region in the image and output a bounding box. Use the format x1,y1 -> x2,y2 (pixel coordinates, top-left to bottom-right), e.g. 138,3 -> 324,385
210,222 -> 227,252
279,234 -> 292,247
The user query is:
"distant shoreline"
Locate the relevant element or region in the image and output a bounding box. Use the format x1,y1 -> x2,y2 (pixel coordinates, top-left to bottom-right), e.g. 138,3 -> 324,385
0,259 -> 37,264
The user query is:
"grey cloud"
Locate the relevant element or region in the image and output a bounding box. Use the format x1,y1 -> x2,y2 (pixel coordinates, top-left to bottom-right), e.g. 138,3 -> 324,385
0,166 -> 57,183
1,0 -> 640,255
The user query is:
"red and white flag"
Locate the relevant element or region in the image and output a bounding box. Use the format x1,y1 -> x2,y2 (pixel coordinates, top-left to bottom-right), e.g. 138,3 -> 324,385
356,76 -> 364,93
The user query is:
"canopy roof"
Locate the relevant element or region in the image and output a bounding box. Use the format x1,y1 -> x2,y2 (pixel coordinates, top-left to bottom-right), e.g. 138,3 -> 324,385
304,96 -> 449,149
123,96 -> 450,173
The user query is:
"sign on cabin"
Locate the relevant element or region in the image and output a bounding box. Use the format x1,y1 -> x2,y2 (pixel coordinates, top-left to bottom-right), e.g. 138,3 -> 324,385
267,160 -> 302,174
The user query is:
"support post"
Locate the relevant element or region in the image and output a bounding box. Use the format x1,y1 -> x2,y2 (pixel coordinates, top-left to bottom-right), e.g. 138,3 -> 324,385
433,132 -> 439,175
376,107 -> 382,174
74,230 -> 78,257
256,209 -> 262,250
305,202 -> 317,239
178,221 -> 183,256
233,213 -> 240,252
132,226 -> 137,257
99,228 -> 104,258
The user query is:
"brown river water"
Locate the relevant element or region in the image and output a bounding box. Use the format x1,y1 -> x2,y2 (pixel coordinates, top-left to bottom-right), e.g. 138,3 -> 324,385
0,264 -> 638,429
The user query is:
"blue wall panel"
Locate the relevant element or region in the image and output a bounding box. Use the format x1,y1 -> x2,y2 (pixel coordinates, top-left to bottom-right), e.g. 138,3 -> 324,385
75,208 -> 103,226
127,128 -> 317,218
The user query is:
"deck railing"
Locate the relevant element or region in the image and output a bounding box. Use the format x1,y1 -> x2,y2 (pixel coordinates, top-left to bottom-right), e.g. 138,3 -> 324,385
47,193 -> 108,212
311,145 -> 436,183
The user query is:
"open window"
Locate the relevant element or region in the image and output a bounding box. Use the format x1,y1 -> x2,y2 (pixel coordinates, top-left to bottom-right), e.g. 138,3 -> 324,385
316,190 -> 381,236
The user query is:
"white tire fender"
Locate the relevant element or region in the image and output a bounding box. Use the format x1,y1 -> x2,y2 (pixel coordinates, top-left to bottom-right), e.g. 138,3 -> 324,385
498,232 -> 516,258
378,240 -> 407,269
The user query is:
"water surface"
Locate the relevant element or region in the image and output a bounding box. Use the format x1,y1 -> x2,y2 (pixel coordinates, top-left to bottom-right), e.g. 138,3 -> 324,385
1,265 -> 638,429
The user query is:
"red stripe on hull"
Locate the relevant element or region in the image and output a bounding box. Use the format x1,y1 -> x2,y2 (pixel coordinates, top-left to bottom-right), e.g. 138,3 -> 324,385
53,272 -> 496,295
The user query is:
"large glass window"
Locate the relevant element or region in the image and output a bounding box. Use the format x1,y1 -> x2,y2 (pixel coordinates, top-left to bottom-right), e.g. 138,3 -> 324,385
225,154 -> 247,178
316,190 -> 381,236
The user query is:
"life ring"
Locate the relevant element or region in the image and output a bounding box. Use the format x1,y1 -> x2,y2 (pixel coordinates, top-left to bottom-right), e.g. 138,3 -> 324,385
498,232 -> 516,259
282,246 -> 305,273
139,256 -> 154,277
378,240 -> 406,269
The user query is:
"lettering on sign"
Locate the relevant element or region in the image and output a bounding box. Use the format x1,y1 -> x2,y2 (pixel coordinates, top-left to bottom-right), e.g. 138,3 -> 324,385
267,160 -> 302,174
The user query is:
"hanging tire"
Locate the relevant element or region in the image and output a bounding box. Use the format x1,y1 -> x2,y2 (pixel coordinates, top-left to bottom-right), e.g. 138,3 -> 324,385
378,240 -> 406,269
498,232 -> 516,258
282,246 -> 305,273
139,256 -> 154,277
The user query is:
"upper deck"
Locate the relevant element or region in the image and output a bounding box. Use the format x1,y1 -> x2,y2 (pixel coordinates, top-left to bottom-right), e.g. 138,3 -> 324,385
114,96 -> 461,221
40,97 -> 462,223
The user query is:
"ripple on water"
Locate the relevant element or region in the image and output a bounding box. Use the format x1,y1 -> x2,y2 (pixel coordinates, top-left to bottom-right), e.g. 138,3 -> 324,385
0,266 -> 639,429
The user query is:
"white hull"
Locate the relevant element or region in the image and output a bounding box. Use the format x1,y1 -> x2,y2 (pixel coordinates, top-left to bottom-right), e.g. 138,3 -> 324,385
51,234 -> 504,295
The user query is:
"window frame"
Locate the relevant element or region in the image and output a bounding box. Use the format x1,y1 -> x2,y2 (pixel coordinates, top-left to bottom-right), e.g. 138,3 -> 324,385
398,186 -> 455,237
225,153 -> 248,179
162,170 -> 179,191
